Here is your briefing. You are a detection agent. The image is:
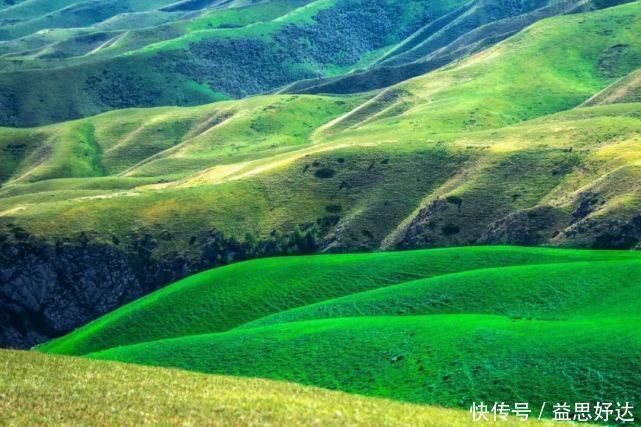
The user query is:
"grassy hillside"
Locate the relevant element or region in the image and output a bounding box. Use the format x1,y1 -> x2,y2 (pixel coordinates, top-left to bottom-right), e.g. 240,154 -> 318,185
3,350 -> 524,426
3,2 -> 641,246
583,67 -> 641,105
239,259 -> 641,329
38,246 -> 641,356
332,2 -> 641,137
0,0 -> 179,39
33,246 -> 641,413
5,3 -> 641,350
89,315 -> 641,410
284,0 -> 629,95
0,93 -> 366,184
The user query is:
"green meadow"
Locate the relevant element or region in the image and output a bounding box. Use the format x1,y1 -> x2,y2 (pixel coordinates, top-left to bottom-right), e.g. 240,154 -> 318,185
5,349 -> 556,426
39,246 -> 641,356
2,1 -> 641,424
34,246 -> 641,416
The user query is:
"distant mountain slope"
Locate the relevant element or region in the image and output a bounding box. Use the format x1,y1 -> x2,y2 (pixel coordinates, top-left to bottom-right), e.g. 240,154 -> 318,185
0,0 -> 633,126
0,0 -> 461,126
0,0 -> 180,39
282,0 -> 632,95
4,1 -> 640,185
0,0 -> 26,9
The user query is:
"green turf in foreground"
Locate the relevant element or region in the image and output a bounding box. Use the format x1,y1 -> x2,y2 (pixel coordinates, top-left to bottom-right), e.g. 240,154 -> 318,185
37,246 -> 641,356
0,350 -> 555,426
88,315 -> 641,411
36,246 -> 641,417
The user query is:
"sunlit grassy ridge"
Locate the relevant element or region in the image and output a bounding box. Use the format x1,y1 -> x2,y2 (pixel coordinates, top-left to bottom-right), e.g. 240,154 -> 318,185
5,349 -> 543,426
3,3 -> 641,253
38,246 -> 641,356
0,93 -> 365,184
3,103 -> 641,250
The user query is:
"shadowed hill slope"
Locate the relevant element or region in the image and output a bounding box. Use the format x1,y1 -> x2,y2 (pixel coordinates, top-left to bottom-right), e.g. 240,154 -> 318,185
282,0 -> 634,95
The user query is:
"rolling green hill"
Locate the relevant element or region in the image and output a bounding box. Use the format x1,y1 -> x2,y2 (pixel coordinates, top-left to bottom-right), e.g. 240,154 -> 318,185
33,246 -> 641,415
88,315 -> 641,410
5,349 -> 528,426
4,2 -> 641,349
39,246 -> 641,356
238,259 -> 641,329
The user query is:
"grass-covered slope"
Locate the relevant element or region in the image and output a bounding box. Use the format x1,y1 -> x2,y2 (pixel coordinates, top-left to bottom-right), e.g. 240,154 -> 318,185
89,315 -> 641,409
0,0 -> 627,126
39,246 -> 641,355
0,0 -> 180,40
239,259 -> 641,329
0,93 -> 365,185
3,350 -> 516,426
4,3 -> 641,249
284,0 -> 627,95
331,1 -> 641,138
48,247 -> 639,411
5,3 -> 641,349
583,67 -> 641,105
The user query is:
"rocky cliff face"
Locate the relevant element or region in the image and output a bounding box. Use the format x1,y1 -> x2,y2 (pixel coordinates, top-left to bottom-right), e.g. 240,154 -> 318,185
0,224 -> 323,349
1,237 -> 142,348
